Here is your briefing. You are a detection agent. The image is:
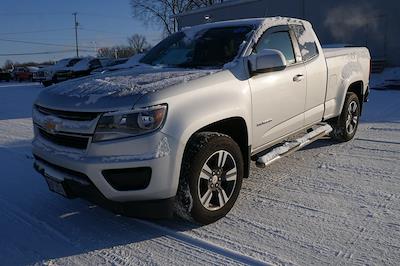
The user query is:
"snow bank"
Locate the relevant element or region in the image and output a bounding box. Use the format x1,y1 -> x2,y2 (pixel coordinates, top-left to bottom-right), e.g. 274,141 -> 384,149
370,67 -> 400,90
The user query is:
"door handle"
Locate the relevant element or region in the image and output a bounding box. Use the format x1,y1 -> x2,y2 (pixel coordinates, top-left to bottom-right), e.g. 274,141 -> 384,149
293,74 -> 304,82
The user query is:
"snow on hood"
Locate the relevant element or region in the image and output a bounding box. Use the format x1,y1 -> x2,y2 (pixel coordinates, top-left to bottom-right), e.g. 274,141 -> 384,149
36,66 -> 219,111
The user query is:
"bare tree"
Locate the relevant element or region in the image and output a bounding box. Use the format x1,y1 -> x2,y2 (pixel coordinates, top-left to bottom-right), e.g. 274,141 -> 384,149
128,34 -> 151,53
3,59 -> 14,70
97,46 -> 136,59
130,0 -> 225,35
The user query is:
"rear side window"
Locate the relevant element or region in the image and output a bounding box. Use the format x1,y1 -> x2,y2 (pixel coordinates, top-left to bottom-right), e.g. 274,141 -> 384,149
254,31 -> 296,65
291,25 -> 318,61
90,59 -> 101,68
67,59 -> 81,67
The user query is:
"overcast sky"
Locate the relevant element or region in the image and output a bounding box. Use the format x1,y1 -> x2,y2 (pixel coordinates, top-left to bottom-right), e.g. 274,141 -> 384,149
0,0 -> 162,66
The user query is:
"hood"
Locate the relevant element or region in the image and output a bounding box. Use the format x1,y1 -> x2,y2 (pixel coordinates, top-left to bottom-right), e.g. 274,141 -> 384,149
35,66 -> 218,112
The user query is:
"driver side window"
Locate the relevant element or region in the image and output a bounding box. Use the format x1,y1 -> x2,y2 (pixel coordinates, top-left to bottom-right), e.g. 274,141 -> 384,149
254,31 -> 296,65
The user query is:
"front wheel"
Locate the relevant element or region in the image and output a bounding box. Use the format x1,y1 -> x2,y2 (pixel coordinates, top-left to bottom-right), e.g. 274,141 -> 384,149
177,132 -> 244,224
330,92 -> 361,142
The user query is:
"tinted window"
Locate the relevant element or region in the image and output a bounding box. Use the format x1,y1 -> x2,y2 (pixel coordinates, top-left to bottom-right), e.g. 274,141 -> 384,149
254,31 -> 296,64
67,59 -> 81,67
90,59 -> 101,68
140,26 -> 253,68
291,25 -> 318,61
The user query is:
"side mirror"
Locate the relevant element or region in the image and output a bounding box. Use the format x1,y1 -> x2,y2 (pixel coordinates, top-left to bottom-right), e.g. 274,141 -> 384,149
249,49 -> 287,75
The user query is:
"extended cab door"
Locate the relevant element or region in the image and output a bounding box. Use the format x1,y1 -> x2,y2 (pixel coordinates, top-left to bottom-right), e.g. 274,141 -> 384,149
290,24 -> 327,126
249,26 -> 307,150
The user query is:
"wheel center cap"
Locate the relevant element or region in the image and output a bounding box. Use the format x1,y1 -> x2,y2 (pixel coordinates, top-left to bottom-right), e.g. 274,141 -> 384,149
211,175 -> 218,184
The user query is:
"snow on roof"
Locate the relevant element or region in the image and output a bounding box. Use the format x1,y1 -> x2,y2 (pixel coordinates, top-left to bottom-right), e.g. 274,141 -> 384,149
183,16 -> 307,45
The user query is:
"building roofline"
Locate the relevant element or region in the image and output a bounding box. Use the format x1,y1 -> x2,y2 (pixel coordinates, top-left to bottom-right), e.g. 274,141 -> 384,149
174,0 -> 261,18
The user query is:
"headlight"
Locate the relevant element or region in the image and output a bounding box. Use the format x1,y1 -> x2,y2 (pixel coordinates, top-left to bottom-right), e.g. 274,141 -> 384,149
93,104 -> 167,142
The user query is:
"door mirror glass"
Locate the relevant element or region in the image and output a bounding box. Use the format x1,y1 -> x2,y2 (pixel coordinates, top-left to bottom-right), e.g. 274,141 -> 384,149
249,49 -> 287,74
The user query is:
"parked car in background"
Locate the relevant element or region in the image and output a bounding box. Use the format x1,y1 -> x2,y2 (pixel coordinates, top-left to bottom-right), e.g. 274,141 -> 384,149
54,57 -> 111,82
0,68 -> 11,82
41,58 -> 81,87
101,53 -> 144,73
32,65 -> 52,82
90,58 -> 129,74
12,66 -> 36,82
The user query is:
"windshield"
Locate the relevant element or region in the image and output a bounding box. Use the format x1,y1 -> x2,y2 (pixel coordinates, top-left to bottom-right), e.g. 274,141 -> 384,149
72,58 -> 91,69
53,59 -> 70,67
140,26 -> 253,68
66,58 -> 82,67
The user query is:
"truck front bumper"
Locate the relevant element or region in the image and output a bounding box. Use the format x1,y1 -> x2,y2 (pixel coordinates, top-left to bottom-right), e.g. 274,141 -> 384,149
32,131 -> 183,218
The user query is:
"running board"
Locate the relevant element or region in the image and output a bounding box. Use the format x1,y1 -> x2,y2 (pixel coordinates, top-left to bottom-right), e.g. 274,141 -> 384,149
255,124 -> 333,168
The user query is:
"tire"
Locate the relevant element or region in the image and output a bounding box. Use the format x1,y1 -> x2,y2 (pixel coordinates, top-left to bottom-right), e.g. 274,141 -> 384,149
330,92 -> 361,142
176,132 -> 244,224
42,80 -> 52,87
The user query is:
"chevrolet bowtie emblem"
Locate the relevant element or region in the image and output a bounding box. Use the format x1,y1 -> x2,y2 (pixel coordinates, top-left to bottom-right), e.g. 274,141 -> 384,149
44,120 -> 57,133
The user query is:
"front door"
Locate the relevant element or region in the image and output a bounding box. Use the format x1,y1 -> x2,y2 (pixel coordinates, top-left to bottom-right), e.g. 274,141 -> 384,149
249,26 -> 307,149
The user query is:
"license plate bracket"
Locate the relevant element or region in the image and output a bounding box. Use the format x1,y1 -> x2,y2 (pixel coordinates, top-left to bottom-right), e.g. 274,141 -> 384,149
45,176 -> 67,197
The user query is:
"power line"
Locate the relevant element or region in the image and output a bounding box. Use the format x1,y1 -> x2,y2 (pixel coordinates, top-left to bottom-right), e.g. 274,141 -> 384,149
0,11 -> 70,16
79,12 -> 134,21
0,38 -> 92,49
80,28 -> 127,36
0,11 -> 134,21
0,49 -> 93,56
0,28 -> 73,35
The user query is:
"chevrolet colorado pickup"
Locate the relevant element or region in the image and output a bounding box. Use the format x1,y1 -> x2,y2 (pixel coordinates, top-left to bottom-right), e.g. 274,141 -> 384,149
32,17 -> 370,224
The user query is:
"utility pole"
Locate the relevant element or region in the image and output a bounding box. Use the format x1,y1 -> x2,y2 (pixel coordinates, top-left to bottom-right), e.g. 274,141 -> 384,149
73,12 -> 79,57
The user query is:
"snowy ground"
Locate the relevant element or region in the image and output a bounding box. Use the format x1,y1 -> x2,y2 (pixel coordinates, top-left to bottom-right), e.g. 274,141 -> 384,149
0,73 -> 399,265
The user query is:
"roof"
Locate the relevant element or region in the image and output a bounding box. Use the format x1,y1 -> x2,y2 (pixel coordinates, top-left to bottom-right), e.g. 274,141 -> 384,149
182,17 -> 266,30
182,17 -> 307,32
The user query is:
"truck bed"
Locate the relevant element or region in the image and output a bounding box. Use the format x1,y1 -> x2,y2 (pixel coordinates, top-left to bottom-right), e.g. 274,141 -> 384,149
322,46 -> 371,120
323,47 -> 370,59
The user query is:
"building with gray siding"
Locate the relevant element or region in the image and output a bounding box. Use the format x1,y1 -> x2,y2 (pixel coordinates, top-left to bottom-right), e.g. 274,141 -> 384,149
176,0 -> 400,66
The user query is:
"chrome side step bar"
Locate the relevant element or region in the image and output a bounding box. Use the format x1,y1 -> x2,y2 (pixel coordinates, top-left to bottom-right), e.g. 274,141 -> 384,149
256,124 -> 333,168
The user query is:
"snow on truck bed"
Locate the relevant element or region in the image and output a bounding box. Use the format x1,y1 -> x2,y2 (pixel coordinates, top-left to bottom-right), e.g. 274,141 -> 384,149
0,71 -> 400,265
322,47 -> 370,58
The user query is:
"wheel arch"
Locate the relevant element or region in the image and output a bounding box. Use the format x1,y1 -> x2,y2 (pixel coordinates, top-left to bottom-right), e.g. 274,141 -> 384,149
184,117 -> 251,179
347,81 -> 364,114
335,79 -> 364,118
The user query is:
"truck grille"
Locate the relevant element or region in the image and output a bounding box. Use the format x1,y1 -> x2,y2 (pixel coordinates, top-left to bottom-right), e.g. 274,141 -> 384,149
38,128 -> 90,150
34,71 -> 45,77
35,105 -> 100,121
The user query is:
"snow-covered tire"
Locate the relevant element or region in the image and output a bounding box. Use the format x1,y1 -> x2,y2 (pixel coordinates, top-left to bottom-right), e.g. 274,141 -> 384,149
176,132 -> 244,224
330,92 -> 361,142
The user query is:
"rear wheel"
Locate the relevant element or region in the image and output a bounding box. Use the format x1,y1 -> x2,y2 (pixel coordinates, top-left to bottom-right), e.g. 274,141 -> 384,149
176,132 -> 244,224
330,92 -> 361,142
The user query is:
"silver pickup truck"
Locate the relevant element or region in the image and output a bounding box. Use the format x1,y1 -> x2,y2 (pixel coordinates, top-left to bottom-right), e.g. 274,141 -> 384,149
32,17 -> 370,224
